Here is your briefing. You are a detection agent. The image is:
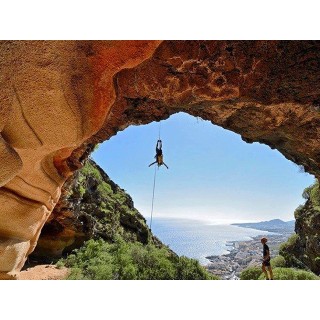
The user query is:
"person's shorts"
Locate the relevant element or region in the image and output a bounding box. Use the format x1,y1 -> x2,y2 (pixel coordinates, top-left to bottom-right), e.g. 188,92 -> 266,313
262,259 -> 271,267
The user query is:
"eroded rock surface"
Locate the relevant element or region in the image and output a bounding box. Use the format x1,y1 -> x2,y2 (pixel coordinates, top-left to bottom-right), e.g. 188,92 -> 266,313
1,40 -> 320,278
0,40 -> 159,278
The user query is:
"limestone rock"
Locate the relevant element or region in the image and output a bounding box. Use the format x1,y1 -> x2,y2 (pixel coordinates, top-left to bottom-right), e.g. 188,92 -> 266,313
0,40 -> 159,278
1,40 -> 320,278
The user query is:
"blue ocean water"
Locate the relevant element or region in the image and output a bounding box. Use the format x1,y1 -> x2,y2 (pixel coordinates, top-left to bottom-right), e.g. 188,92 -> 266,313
148,217 -> 272,265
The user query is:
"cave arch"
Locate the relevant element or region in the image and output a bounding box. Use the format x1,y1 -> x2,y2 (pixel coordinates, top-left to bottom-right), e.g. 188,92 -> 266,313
1,40 -> 320,278
92,40 -> 320,180
92,112 -> 314,222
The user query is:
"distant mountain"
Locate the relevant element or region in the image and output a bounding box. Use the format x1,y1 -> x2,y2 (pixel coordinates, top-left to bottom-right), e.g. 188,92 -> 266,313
232,219 -> 295,233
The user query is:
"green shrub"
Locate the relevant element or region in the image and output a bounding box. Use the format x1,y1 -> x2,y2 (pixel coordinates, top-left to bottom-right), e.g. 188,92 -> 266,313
240,265 -> 319,280
258,267 -> 319,280
279,234 -> 299,253
287,234 -> 299,247
310,181 -> 320,211
79,185 -> 86,197
271,255 -> 286,268
124,242 -> 176,280
60,238 -> 217,280
55,260 -> 65,269
278,233 -> 311,269
175,256 -> 219,280
302,180 -> 320,207
294,205 -> 304,219
240,267 -> 262,280
81,161 -> 102,182
97,182 -> 113,198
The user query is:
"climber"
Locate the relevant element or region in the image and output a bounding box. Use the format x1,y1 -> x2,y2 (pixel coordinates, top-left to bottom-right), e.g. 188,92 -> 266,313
261,237 -> 274,280
148,139 -> 169,169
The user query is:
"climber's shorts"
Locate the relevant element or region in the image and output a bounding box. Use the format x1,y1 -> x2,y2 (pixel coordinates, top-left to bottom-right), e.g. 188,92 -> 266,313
262,259 -> 271,267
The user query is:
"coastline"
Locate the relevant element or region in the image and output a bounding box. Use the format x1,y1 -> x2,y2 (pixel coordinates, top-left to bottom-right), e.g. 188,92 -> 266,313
205,231 -> 293,280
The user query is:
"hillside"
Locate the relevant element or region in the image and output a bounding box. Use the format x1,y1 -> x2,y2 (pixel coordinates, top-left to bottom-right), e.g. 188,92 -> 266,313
280,180 -> 320,274
31,158 -> 162,261
30,158 -> 216,280
232,219 -> 295,233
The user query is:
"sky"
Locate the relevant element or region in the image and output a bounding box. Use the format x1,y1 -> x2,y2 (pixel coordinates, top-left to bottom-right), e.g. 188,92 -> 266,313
92,112 -> 314,224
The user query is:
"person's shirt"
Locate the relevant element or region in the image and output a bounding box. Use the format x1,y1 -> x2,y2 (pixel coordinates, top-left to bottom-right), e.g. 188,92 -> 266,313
263,243 -> 270,260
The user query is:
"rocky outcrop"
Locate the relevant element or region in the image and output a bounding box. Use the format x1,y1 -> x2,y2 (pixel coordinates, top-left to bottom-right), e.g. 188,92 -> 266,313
280,181 -> 320,274
31,159 -> 158,261
1,40 -> 320,278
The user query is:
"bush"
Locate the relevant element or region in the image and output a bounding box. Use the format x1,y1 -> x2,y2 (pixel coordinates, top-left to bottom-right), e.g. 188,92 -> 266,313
279,234 -> 299,253
302,180 -> 320,207
240,267 -> 262,280
310,181 -> 320,211
59,238 -> 218,280
271,255 -> 286,268
279,235 -> 308,269
240,265 -> 319,280
287,234 -> 299,247
175,256 -> 219,280
127,242 -> 176,280
294,205 -> 304,219
258,267 -> 319,280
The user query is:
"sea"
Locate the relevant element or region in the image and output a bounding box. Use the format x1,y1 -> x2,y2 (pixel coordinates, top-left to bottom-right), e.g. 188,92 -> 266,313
147,217 -> 272,265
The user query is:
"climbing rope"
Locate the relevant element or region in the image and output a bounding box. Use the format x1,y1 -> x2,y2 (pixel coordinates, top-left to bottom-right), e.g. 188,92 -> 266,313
149,164 -> 157,230
158,121 -> 161,140
149,121 -> 161,231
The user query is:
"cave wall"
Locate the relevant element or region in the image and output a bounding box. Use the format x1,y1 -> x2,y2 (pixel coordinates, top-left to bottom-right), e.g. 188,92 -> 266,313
1,40 -> 320,278
0,40 -> 160,278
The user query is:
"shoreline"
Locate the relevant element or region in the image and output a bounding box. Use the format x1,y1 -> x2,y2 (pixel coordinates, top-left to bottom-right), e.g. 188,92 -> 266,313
205,231 -> 293,280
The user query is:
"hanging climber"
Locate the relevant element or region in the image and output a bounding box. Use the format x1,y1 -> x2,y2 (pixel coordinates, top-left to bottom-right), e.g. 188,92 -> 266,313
148,139 -> 169,169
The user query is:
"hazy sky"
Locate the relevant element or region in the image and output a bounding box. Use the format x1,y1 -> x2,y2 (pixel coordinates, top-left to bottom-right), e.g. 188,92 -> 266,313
92,112 -> 314,224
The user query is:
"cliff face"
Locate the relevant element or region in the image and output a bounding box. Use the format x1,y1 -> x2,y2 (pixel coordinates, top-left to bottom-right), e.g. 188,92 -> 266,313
280,181 -> 320,274
0,40 -> 160,278
1,40 -> 320,278
31,159 -> 158,261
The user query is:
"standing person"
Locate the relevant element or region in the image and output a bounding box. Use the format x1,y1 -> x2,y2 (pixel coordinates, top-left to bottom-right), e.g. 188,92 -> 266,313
261,237 -> 274,280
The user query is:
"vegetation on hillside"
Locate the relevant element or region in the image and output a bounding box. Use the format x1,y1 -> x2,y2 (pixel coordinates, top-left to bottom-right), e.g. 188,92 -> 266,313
279,179 -> 320,274
52,161 -> 320,280
68,159 -> 155,245
240,264 -> 319,280
57,237 -> 219,280
49,159 -> 221,280
257,268 -> 319,280
240,266 -> 262,280
301,180 -> 320,212
240,254 -> 319,280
